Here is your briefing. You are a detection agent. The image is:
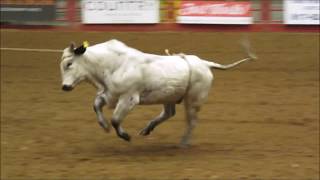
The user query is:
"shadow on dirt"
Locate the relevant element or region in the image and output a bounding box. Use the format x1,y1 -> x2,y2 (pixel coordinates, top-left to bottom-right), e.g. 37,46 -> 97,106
92,142 -> 235,158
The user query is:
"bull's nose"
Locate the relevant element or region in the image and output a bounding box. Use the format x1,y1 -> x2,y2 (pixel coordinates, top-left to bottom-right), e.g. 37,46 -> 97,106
62,85 -> 73,91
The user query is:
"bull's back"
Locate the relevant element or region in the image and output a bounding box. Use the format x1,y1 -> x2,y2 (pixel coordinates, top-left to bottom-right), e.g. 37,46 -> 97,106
139,56 -> 190,104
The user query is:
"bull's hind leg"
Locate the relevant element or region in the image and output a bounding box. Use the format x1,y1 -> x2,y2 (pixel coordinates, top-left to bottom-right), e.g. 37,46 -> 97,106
180,101 -> 200,147
139,103 -> 175,136
93,95 -> 110,132
111,93 -> 139,142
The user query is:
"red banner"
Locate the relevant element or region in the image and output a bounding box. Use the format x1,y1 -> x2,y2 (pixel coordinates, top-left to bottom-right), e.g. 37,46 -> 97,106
177,1 -> 252,24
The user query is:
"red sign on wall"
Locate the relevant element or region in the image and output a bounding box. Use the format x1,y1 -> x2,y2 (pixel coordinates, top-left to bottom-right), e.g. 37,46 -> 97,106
177,1 -> 252,24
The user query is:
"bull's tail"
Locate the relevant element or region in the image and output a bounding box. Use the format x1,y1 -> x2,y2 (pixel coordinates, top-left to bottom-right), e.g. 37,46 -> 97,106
202,57 -> 251,70
165,38 -> 257,70
203,38 -> 257,70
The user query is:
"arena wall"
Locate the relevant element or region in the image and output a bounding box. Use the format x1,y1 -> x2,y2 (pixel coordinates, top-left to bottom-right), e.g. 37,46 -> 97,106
1,0 -> 319,32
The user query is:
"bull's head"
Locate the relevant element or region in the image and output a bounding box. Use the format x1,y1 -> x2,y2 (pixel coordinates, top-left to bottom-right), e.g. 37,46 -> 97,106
60,42 -> 89,91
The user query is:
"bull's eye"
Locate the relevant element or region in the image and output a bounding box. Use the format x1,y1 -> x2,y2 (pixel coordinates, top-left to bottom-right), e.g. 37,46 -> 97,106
66,62 -> 72,68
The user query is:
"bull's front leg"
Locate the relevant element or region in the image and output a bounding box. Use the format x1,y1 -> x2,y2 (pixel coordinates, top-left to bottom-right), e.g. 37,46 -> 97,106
111,93 -> 139,142
93,94 -> 110,133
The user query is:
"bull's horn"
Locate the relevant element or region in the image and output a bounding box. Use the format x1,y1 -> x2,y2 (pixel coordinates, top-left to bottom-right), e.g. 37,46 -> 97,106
69,42 -> 76,53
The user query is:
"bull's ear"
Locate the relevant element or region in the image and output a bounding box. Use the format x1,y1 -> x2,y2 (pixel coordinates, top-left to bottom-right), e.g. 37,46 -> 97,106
74,45 -> 86,55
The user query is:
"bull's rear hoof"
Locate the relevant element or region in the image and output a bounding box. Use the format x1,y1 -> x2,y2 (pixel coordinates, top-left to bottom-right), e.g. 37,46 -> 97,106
179,143 -> 191,148
98,121 -> 111,133
104,127 -> 111,133
139,128 -> 151,136
119,132 -> 131,142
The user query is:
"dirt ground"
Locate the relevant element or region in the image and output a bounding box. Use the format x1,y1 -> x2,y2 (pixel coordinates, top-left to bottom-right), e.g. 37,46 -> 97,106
1,30 -> 319,180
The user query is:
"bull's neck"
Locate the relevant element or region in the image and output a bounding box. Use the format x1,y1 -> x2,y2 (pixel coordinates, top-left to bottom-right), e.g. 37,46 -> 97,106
83,52 -> 123,92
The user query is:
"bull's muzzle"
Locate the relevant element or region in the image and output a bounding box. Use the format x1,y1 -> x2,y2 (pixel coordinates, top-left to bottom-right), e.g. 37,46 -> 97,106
62,85 -> 73,91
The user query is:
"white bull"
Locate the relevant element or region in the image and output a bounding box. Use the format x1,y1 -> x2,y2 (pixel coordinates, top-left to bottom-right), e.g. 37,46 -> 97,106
60,39 -> 256,146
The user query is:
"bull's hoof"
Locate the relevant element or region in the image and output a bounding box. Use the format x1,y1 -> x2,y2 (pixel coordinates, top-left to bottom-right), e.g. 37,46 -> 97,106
103,127 -> 111,133
179,142 -> 191,148
180,137 -> 191,148
119,132 -> 131,142
98,121 -> 111,133
139,128 -> 151,136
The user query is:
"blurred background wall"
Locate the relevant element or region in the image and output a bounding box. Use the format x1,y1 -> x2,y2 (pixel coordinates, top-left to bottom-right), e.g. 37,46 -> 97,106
0,0 -> 319,31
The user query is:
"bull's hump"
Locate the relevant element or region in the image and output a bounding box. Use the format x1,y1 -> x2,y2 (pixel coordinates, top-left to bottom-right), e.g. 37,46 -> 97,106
106,39 -> 124,46
104,39 -> 143,56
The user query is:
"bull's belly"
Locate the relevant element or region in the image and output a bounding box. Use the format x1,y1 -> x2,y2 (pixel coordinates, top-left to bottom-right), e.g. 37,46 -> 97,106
139,86 -> 187,104
103,82 -> 188,107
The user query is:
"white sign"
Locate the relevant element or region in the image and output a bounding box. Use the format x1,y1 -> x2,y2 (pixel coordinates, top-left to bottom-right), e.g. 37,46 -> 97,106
82,0 -> 160,24
284,0 -> 320,25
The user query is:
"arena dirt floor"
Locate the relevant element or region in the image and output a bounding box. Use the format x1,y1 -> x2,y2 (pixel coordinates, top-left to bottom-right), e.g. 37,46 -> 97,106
1,29 -> 319,180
